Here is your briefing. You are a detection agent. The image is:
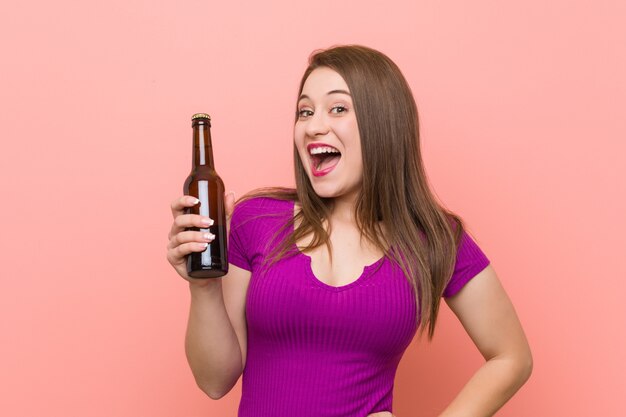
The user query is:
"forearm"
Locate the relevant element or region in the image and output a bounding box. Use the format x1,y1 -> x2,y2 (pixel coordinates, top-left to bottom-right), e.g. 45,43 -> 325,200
438,355 -> 533,417
185,281 -> 243,399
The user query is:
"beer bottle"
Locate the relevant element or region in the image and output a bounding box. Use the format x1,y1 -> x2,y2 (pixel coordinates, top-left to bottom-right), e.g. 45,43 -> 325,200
183,113 -> 228,278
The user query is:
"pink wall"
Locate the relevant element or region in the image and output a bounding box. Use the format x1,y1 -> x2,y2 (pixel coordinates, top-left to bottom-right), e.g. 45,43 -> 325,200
1,0 -> 624,416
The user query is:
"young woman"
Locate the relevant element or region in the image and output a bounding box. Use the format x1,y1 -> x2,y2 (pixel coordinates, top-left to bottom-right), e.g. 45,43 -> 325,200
167,45 -> 532,417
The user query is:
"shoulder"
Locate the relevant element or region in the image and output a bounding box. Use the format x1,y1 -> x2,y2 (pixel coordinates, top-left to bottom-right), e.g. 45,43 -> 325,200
233,195 -> 293,217
231,195 -> 294,233
229,195 -> 295,255
443,227 -> 490,298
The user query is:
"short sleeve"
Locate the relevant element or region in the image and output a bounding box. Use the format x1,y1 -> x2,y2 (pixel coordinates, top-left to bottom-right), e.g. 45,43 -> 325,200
442,230 -> 490,298
228,201 -> 253,271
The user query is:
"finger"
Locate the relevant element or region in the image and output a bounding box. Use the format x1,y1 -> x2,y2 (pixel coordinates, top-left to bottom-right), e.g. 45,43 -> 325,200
167,230 -> 215,250
169,241 -> 210,262
174,213 -> 214,229
169,214 -> 214,239
171,195 -> 200,218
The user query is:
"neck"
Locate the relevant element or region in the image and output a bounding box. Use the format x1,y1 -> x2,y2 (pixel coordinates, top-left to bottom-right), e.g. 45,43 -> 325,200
328,193 -> 359,225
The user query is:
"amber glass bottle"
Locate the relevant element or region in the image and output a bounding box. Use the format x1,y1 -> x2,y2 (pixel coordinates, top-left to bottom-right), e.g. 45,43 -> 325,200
183,113 -> 228,278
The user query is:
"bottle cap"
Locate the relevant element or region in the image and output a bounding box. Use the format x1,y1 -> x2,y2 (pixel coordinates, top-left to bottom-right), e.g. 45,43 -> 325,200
191,113 -> 211,121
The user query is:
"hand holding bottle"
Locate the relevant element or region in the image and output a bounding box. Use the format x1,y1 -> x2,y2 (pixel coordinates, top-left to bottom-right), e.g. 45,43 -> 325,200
166,192 -> 236,285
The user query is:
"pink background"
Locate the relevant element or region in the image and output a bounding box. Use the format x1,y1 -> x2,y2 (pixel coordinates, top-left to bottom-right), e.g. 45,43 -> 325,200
1,0 -> 624,416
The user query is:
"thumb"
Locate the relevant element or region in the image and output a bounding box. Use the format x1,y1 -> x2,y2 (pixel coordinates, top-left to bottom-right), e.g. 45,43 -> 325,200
224,191 -> 236,233
224,191 -> 236,237
225,191 -> 236,216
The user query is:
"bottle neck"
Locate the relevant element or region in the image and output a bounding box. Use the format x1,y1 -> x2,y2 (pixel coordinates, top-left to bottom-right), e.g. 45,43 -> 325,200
192,121 -> 215,169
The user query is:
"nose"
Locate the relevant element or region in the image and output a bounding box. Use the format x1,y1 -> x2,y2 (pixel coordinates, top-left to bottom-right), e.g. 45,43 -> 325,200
305,112 -> 330,137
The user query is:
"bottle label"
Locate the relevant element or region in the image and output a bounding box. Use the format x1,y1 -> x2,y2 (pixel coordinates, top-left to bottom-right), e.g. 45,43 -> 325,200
197,180 -> 212,264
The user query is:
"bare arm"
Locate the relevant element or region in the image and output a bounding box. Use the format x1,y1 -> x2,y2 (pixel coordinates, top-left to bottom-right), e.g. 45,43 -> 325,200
167,194 -> 250,399
439,265 -> 533,417
185,265 -> 250,399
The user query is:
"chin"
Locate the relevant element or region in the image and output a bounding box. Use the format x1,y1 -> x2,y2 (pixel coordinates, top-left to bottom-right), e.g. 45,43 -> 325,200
310,185 -> 338,199
304,170 -> 360,201
311,183 -> 359,202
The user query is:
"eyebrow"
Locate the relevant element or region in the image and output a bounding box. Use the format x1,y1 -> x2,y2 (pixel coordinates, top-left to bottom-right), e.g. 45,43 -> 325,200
298,89 -> 352,101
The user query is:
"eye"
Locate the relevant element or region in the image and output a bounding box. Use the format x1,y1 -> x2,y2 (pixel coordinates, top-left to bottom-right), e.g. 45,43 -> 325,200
330,105 -> 348,114
298,108 -> 314,118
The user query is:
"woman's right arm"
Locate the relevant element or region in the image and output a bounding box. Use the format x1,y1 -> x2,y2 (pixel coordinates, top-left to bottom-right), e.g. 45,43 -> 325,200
167,195 -> 251,399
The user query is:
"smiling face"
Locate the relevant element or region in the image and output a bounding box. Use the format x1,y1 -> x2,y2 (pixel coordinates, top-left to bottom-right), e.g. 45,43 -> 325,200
294,67 -> 363,205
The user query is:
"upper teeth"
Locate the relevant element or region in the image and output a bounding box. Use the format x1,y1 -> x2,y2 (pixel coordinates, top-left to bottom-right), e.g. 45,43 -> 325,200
310,146 -> 340,155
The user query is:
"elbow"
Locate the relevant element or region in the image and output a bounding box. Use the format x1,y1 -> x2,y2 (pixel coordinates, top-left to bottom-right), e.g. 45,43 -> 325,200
522,351 -> 534,383
206,390 -> 227,401
491,349 -> 533,387
197,381 -> 231,400
195,374 -> 240,400
187,359 -> 243,400
511,348 -> 533,387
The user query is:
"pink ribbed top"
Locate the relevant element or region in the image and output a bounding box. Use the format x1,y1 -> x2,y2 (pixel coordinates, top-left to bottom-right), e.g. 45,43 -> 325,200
227,197 -> 490,417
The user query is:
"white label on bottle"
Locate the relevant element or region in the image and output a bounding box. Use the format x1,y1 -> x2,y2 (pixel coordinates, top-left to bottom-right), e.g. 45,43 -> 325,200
198,180 -> 211,262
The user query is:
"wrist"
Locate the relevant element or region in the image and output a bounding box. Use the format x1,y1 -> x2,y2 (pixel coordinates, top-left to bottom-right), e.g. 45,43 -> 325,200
188,278 -> 222,294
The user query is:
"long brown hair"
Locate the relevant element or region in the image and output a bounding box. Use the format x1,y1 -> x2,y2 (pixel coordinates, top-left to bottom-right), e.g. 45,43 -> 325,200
239,45 -> 466,340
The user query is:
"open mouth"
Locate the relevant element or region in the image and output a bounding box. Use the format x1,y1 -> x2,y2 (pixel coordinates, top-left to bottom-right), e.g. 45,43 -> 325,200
309,145 -> 341,176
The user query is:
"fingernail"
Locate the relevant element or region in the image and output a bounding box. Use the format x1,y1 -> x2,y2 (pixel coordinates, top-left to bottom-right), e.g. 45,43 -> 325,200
190,197 -> 200,205
200,242 -> 208,248
201,217 -> 214,226
203,233 -> 215,240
